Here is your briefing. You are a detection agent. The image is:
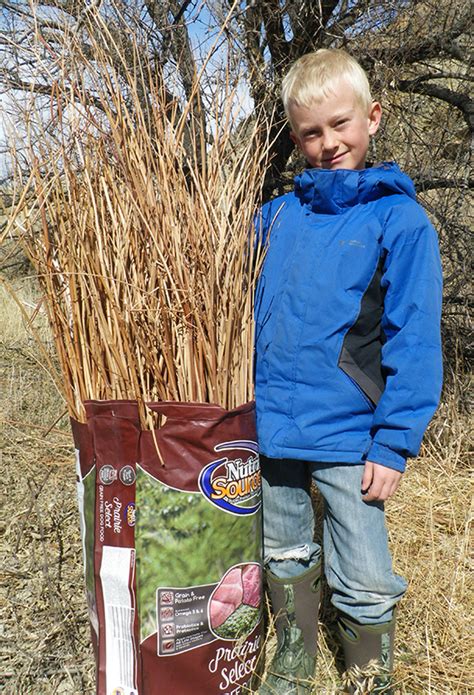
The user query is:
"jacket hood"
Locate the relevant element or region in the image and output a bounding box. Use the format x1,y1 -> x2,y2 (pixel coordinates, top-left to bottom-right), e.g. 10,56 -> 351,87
294,162 -> 417,214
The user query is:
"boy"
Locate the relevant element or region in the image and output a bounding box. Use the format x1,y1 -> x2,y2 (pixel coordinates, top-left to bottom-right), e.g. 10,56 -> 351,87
254,49 -> 443,694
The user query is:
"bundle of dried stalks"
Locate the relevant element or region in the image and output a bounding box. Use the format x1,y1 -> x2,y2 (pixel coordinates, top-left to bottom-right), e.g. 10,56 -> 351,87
6,10 -> 270,423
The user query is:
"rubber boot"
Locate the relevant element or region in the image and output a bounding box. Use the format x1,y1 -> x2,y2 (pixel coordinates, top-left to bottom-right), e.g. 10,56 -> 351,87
259,561 -> 321,694
338,611 -> 396,694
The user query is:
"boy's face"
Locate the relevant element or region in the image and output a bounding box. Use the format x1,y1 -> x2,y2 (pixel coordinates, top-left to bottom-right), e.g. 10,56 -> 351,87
288,80 -> 382,171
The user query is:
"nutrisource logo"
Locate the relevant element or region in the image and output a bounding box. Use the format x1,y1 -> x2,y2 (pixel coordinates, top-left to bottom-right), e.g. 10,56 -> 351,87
198,440 -> 260,515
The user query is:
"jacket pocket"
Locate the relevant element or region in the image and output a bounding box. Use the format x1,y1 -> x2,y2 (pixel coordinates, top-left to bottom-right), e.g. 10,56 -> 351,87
338,344 -> 384,410
339,367 -> 377,412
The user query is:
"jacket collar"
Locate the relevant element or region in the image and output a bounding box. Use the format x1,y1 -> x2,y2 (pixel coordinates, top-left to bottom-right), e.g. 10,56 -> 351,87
294,162 -> 416,214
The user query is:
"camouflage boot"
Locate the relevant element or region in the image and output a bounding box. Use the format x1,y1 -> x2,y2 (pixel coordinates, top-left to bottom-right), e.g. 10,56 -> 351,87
259,561 -> 321,695
338,612 -> 396,694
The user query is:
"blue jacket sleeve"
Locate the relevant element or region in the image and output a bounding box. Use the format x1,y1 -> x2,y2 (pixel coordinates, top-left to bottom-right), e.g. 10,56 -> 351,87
366,200 -> 443,472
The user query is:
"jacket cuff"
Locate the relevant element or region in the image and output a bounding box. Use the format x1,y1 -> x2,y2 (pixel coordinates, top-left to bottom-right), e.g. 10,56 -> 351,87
366,442 -> 407,472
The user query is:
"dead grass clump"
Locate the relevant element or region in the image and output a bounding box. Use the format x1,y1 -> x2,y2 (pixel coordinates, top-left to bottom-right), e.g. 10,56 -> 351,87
5,8 -> 270,424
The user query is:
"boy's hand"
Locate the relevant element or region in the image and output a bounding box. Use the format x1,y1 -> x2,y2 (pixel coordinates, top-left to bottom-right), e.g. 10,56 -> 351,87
361,460 -> 402,502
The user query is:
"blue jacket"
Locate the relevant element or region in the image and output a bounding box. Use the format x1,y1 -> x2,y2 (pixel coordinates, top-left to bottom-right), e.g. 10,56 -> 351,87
254,162 -> 443,472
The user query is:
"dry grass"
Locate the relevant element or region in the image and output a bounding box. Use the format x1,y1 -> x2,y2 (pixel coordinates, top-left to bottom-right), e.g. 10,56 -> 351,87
1,445 -> 95,694
0,282 -> 65,431
5,9 -> 270,423
386,448 -> 472,693
1,282 -> 95,693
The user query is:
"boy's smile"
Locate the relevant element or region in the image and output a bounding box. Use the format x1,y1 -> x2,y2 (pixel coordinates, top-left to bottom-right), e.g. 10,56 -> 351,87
288,80 -> 381,171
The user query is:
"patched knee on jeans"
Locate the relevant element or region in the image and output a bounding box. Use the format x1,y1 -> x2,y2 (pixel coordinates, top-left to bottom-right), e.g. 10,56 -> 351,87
265,543 -> 312,563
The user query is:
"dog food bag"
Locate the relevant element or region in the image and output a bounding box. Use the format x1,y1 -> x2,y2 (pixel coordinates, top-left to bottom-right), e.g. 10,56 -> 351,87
72,400 -> 263,695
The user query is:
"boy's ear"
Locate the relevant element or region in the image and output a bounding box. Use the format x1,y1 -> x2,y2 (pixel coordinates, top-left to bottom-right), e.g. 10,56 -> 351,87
290,130 -> 301,148
368,101 -> 382,136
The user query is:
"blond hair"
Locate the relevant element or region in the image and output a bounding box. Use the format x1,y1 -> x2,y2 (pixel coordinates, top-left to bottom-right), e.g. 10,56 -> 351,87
281,49 -> 373,123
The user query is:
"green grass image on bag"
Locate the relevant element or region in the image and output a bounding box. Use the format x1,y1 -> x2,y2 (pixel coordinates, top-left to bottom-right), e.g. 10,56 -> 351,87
135,465 -> 262,642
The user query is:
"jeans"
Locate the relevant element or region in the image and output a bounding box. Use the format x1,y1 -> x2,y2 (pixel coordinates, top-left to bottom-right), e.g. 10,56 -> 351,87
261,456 -> 407,625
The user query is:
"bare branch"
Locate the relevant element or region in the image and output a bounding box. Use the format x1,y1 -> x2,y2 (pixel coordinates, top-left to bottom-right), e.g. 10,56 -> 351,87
327,1 -> 374,37
263,0 -> 289,68
397,78 -> 474,133
413,176 -> 474,192
364,5 -> 471,67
